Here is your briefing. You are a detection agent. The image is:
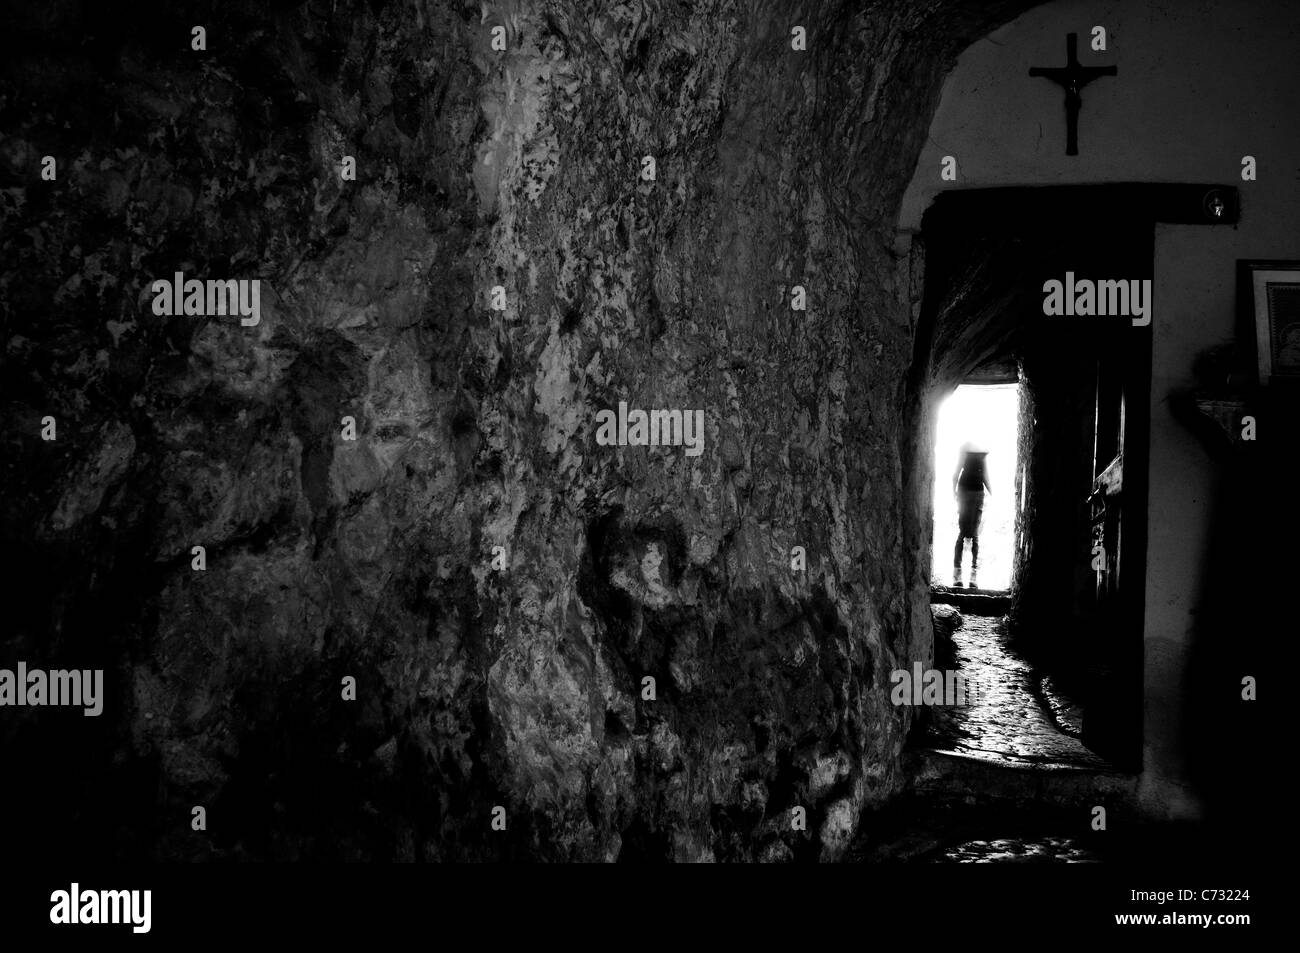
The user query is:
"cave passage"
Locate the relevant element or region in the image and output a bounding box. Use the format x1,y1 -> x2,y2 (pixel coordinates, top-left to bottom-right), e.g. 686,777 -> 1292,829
931,382 -> 1020,592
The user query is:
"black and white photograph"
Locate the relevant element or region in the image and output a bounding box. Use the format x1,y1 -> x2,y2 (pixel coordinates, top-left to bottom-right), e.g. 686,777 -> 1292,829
0,0 -> 1288,938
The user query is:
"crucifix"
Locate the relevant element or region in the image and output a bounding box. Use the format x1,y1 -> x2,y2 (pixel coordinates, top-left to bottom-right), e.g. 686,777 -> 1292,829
1028,33 -> 1117,156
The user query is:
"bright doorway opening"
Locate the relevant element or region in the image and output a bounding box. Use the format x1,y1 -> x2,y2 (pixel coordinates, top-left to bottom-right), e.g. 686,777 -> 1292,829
931,383 -> 1020,591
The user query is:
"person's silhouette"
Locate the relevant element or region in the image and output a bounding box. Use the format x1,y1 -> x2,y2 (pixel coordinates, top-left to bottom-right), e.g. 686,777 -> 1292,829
952,442 -> 991,588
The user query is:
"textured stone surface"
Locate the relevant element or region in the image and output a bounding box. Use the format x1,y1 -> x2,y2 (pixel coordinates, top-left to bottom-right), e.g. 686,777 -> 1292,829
915,614 -> 1108,770
1,0 -> 1035,861
930,603 -> 961,668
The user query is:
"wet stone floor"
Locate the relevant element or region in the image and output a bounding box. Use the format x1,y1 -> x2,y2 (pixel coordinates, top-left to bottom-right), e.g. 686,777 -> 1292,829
917,613 -> 1108,769
937,835 -> 1097,862
848,796 -> 1104,863
846,611 -> 1116,862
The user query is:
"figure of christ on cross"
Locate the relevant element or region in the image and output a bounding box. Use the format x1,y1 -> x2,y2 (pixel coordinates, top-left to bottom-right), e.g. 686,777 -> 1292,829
1029,32 -> 1117,156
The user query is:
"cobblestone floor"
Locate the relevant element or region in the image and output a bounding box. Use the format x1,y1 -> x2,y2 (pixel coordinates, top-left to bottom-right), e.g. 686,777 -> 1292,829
918,613 -> 1109,769
937,835 -> 1099,862
846,612 -> 1125,863
848,794 -> 1106,863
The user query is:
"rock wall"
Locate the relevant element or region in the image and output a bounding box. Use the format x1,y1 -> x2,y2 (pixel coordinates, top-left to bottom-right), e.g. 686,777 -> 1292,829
1,0 -> 1033,861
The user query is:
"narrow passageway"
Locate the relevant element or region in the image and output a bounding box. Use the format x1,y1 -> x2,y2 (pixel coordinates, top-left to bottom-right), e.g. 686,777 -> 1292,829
917,612 -> 1107,770
847,608 -> 1126,863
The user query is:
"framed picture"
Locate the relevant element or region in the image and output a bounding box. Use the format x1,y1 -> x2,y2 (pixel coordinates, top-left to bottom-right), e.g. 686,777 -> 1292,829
1241,260 -> 1300,385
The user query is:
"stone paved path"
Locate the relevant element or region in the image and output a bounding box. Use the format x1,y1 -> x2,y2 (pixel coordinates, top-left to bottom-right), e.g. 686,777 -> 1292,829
847,792 -> 1110,863
918,614 -> 1108,769
936,835 -> 1098,862
847,611 -> 1127,863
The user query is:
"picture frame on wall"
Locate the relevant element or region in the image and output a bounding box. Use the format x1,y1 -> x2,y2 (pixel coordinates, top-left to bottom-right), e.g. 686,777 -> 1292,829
1241,260 -> 1300,385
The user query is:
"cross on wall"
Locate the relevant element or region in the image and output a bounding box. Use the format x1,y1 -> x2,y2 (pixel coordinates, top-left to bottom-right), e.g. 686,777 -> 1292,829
1029,33 -> 1118,156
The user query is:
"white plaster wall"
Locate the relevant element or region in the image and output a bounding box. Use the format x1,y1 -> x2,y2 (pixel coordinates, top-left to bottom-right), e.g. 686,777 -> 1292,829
898,0 -> 1300,815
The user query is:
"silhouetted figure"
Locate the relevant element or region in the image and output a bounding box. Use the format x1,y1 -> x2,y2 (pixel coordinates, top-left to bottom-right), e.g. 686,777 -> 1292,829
952,442 -> 991,588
